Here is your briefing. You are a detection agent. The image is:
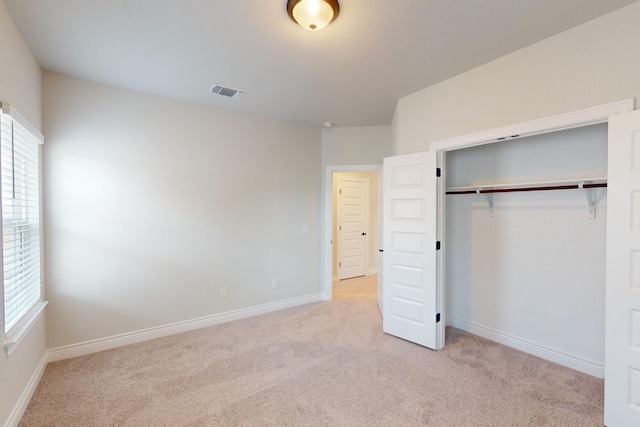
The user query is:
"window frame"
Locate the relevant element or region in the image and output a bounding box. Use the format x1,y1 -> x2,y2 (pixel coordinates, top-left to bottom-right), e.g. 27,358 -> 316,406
0,103 -> 46,356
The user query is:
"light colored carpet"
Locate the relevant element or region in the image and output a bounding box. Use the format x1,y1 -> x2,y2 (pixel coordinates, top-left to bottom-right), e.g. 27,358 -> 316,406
20,276 -> 603,426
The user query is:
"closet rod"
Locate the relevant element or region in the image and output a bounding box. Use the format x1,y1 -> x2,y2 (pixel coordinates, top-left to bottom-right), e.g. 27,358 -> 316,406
446,182 -> 607,195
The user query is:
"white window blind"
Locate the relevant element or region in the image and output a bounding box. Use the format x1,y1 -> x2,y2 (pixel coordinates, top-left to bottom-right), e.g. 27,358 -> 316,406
1,108 -> 43,334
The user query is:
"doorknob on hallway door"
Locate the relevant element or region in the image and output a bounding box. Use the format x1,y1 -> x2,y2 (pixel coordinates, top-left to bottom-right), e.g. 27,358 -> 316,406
362,232 -> 367,236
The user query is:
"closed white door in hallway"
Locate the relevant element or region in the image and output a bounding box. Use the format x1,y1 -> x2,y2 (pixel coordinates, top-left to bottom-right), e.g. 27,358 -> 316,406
337,177 -> 369,280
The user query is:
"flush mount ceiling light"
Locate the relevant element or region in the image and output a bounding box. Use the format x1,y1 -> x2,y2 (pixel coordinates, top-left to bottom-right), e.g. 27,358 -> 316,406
287,0 -> 339,31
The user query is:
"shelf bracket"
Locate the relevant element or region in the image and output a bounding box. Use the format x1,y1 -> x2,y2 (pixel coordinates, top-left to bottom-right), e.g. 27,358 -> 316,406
579,182 -> 596,219
477,189 -> 494,217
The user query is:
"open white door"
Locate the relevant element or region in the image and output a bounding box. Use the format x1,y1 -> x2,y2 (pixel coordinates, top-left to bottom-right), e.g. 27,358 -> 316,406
605,109 -> 640,426
382,151 -> 443,349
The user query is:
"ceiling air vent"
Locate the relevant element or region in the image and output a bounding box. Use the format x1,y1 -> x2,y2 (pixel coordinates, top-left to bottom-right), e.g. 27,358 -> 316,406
210,85 -> 246,99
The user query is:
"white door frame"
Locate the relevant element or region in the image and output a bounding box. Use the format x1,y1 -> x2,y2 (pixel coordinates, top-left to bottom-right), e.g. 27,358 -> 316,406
322,164 -> 382,301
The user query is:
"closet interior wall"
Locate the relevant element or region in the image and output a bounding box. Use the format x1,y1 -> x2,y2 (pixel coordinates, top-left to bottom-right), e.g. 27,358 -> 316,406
445,123 -> 608,371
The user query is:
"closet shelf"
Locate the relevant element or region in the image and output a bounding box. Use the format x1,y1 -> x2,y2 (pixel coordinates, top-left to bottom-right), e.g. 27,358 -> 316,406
446,177 -> 607,219
446,177 -> 607,195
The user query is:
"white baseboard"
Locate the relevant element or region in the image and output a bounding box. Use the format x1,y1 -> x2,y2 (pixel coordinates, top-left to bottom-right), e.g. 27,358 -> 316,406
47,293 -> 322,362
367,268 -> 377,276
4,353 -> 48,427
447,316 -> 604,379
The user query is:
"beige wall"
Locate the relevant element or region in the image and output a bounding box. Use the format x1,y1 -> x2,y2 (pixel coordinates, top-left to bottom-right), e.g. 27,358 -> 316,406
42,72 -> 322,348
0,2 -> 45,426
0,3 -> 41,129
392,1 -> 640,154
332,172 -> 379,278
322,125 -> 391,166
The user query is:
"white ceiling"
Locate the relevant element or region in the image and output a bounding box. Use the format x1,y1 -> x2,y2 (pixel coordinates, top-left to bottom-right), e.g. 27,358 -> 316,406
4,0 -> 636,127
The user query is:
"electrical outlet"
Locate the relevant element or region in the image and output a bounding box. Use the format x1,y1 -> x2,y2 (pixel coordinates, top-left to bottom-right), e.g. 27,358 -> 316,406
219,287 -> 227,297
272,279 -> 279,289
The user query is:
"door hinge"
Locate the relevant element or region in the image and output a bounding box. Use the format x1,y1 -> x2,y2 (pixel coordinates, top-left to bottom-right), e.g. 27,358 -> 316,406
339,225 -> 342,231
339,262 -> 341,267
436,168 -> 441,177
436,313 -> 441,323
339,189 -> 342,194
436,241 -> 441,250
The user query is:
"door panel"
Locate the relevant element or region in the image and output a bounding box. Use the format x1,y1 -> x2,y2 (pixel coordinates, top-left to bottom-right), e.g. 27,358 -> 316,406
383,151 -> 442,349
605,109 -> 640,426
337,178 -> 369,280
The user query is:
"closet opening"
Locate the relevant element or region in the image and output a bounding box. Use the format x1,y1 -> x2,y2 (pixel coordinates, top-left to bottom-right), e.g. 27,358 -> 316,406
443,123 -> 608,378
